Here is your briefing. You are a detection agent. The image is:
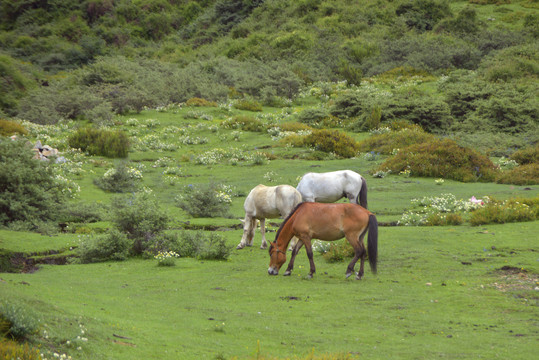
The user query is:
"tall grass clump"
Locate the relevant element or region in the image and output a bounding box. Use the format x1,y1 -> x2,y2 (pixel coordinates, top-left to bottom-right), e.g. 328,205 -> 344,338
68,127 -> 129,158
510,144 -> 539,165
185,97 -> 218,107
378,138 -> 499,182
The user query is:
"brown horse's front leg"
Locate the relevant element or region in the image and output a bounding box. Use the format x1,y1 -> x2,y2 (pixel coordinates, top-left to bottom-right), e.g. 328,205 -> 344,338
284,241 -> 303,276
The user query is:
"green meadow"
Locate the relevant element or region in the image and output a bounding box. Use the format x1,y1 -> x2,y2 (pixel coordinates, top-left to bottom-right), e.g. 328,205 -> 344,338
1,102 -> 538,359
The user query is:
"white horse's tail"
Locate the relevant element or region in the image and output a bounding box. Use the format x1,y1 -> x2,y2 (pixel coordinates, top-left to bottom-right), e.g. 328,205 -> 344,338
359,176 -> 368,209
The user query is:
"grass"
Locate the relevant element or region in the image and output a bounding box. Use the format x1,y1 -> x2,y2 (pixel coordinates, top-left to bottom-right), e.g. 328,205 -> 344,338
2,93 -> 539,359
0,222 -> 537,359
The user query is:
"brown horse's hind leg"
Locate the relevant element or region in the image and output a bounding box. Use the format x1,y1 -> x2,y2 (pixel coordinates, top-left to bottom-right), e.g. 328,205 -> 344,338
345,232 -> 365,279
284,241 -> 304,276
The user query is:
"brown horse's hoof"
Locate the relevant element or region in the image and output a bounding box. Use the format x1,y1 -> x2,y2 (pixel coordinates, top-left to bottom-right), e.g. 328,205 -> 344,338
236,244 -> 244,250
355,272 -> 363,280
283,271 -> 291,276
345,272 -> 353,278
307,274 -> 313,279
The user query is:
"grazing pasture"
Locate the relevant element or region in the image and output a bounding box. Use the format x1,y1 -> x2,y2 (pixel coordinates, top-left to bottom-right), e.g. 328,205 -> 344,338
1,103 -> 538,359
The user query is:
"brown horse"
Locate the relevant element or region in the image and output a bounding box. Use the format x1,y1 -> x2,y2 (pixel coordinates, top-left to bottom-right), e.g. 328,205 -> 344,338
268,202 -> 378,280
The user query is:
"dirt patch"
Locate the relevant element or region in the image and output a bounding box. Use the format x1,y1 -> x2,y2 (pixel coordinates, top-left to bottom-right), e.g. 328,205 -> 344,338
490,266 -> 538,295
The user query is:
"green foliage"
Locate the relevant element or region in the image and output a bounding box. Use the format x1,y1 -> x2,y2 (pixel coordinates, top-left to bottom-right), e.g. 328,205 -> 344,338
221,115 -> 265,132
176,230 -> 232,260
301,129 -> 360,158
358,126 -> 435,154
510,144 -> 539,165
378,138 -> 499,182
176,183 -> 232,218
75,229 -> 131,264
322,241 -> 355,263
233,98 -> 263,112
396,0 -> 451,32
0,339 -> 41,360
58,201 -> 105,223
93,161 -> 141,193
0,119 -> 27,136
0,139 -> 68,226
110,192 -> 169,255
0,302 -> 39,340
68,127 -> 129,158
185,97 -> 218,107
469,197 -> 538,226
496,163 -> 539,186
0,54 -> 37,116
297,107 -> 330,127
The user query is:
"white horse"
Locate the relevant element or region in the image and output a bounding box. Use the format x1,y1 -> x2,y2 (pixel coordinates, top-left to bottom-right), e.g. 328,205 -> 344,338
296,170 -> 368,209
237,184 -> 302,250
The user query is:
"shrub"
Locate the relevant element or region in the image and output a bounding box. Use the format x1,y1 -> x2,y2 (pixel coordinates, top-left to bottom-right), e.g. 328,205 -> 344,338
58,201 -> 105,223
0,119 -> 27,136
93,161 -> 142,193
425,213 -> 464,226
378,138 -> 499,182
358,127 -> 435,154
510,144 -> 539,165
110,192 -> 169,254
0,139 -> 69,225
154,250 -> 180,266
469,198 -> 537,226
496,163 -> 539,186
300,129 -> 360,158
297,107 -> 330,127
233,98 -> 263,112
321,241 -> 355,263
185,97 -> 218,107
75,229 -> 131,263
221,115 -> 265,132
0,302 -> 39,340
68,127 -> 129,158
176,182 -> 232,218
177,231 -> 232,260
0,339 -> 41,360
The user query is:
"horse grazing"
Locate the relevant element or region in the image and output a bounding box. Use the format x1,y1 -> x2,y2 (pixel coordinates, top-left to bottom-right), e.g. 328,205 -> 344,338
268,202 -> 378,280
237,184 -> 302,250
296,170 -> 368,209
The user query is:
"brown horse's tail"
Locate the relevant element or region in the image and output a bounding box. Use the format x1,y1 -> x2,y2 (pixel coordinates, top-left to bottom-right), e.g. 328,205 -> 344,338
359,176 -> 368,209
367,214 -> 378,274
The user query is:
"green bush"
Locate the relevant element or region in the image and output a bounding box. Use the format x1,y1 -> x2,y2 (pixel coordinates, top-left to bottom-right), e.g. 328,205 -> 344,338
469,198 -> 537,226
0,119 -> 27,136
75,229 -> 131,264
68,127 -> 130,158
322,240 -> 355,263
300,129 -> 360,158
0,139 -> 69,225
0,302 -> 39,340
510,144 -> 539,165
93,161 -> 142,193
185,97 -> 218,107
110,192 -> 169,255
378,138 -> 499,182
221,115 -> 265,132
177,231 -> 232,260
233,98 -> 263,112
358,127 -> 435,154
297,108 -> 330,127
176,183 -> 232,218
0,339 -> 41,360
496,163 -> 539,186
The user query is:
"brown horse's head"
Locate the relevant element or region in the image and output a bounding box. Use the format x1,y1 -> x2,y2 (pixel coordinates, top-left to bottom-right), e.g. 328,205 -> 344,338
268,242 -> 286,275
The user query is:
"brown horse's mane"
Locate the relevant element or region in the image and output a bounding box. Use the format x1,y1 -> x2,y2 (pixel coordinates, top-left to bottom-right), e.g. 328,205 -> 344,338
271,202 -> 305,250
